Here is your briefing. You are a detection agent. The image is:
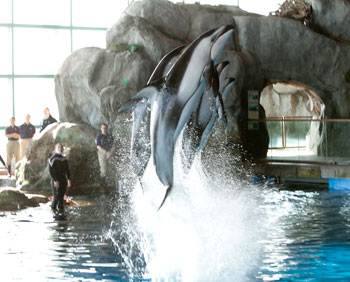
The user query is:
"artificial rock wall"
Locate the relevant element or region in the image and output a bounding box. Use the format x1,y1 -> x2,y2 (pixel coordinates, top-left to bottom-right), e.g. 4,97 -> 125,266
54,0 -> 350,159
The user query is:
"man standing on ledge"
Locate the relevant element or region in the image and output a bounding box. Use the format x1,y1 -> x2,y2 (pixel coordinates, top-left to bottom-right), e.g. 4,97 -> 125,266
40,107 -> 57,133
5,117 -> 20,176
95,123 -> 115,184
49,143 -> 71,214
19,114 -> 36,159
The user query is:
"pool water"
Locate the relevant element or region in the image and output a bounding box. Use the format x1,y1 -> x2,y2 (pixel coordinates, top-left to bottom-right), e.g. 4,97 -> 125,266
1,188 -> 350,281
0,195 -> 131,281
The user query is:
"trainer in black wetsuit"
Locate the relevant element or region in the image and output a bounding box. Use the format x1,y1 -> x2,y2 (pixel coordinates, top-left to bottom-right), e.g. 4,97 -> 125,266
48,143 -> 71,213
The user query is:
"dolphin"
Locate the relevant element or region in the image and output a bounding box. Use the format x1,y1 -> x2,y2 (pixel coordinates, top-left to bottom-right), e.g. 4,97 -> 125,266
119,45 -> 187,186
181,61 -> 234,171
196,77 -> 235,153
149,25 -> 234,209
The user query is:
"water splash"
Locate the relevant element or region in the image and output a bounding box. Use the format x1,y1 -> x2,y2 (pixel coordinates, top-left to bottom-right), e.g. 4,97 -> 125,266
106,129 -> 275,281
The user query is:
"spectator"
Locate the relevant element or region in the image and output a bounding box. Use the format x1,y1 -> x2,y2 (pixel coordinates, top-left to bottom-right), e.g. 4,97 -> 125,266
5,117 -> 20,176
40,107 -> 57,133
95,123 -> 115,184
19,114 -> 36,158
48,143 -> 71,215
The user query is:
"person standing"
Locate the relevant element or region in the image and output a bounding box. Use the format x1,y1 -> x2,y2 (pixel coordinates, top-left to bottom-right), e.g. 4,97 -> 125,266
48,143 -> 71,214
95,123 -> 115,183
5,117 -> 20,176
19,114 -> 36,158
39,107 -> 57,133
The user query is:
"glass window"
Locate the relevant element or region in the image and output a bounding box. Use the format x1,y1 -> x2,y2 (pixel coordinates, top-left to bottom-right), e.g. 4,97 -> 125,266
0,27 -> 12,75
0,78 -> 13,124
72,0 -> 127,28
0,0 -> 11,24
72,29 -> 106,51
14,27 -> 71,74
13,0 -> 70,26
14,78 -> 58,126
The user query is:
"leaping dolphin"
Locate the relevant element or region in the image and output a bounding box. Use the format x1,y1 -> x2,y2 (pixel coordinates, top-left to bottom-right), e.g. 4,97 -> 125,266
181,61 -> 235,171
119,25 -> 234,209
119,45 -> 187,186
150,25 -> 234,209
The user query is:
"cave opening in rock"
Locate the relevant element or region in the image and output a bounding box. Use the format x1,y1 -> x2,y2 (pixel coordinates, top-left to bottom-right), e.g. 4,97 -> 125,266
260,82 -> 325,159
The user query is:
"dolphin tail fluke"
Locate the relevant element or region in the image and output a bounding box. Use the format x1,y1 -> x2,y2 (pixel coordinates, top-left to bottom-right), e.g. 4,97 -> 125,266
157,184 -> 172,211
138,177 -> 145,193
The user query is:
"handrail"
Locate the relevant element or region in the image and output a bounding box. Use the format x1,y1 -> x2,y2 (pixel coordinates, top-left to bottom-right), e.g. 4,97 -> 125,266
249,118 -> 350,122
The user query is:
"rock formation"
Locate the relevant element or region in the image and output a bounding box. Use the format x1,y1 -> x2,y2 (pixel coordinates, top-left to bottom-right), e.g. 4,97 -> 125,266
53,0 -> 350,160
16,122 -> 101,194
0,189 -> 38,211
306,0 -> 350,43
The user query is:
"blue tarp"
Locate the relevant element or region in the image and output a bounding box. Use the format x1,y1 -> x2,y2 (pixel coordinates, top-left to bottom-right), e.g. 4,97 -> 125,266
329,178 -> 350,190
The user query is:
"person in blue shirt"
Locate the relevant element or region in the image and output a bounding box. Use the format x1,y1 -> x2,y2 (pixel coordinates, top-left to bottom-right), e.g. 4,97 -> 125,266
19,114 -> 36,159
39,107 -> 57,133
95,123 -> 115,183
5,117 -> 20,176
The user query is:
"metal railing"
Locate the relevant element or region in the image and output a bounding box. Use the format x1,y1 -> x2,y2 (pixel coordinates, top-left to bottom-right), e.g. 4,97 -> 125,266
257,118 -> 350,164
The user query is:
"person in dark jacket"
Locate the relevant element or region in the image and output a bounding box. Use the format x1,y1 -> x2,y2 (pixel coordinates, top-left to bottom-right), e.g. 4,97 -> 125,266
40,107 -> 57,133
48,143 -> 71,214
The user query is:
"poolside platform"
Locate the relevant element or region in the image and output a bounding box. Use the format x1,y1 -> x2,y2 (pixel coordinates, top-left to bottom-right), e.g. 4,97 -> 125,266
253,149 -> 350,190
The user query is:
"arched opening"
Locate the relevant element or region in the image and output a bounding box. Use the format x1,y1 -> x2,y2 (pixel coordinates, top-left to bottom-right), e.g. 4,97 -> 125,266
260,82 -> 325,159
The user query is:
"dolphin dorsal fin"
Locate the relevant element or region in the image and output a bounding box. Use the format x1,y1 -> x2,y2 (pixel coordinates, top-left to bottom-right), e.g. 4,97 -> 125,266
147,45 -> 187,86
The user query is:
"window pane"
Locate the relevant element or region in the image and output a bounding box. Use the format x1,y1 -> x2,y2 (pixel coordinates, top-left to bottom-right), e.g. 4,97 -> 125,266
0,0 -> 11,23
13,0 -> 70,26
0,27 -> 12,74
14,78 -> 58,126
14,28 -> 71,74
72,0 -> 127,28
0,78 -> 13,124
72,29 -> 106,51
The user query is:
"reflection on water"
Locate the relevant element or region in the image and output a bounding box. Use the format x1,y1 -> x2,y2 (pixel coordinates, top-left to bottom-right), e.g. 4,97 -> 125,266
0,196 -> 128,281
1,188 -> 350,281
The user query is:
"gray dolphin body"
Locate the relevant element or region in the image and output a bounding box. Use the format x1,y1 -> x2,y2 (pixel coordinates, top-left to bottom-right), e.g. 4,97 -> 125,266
119,45 -> 187,185
181,61 -> 235,171
119,25 -> 234,209
150,25 -> 234,209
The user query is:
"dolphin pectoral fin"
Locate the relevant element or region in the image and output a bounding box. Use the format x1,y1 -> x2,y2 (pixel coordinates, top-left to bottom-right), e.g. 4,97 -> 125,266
118,99 -> 143,112
197,114 -> 217,153
158,184 -> 172,211
222,78 -> 235,100
119,86 -> 159,112
133,85 -> 159,101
